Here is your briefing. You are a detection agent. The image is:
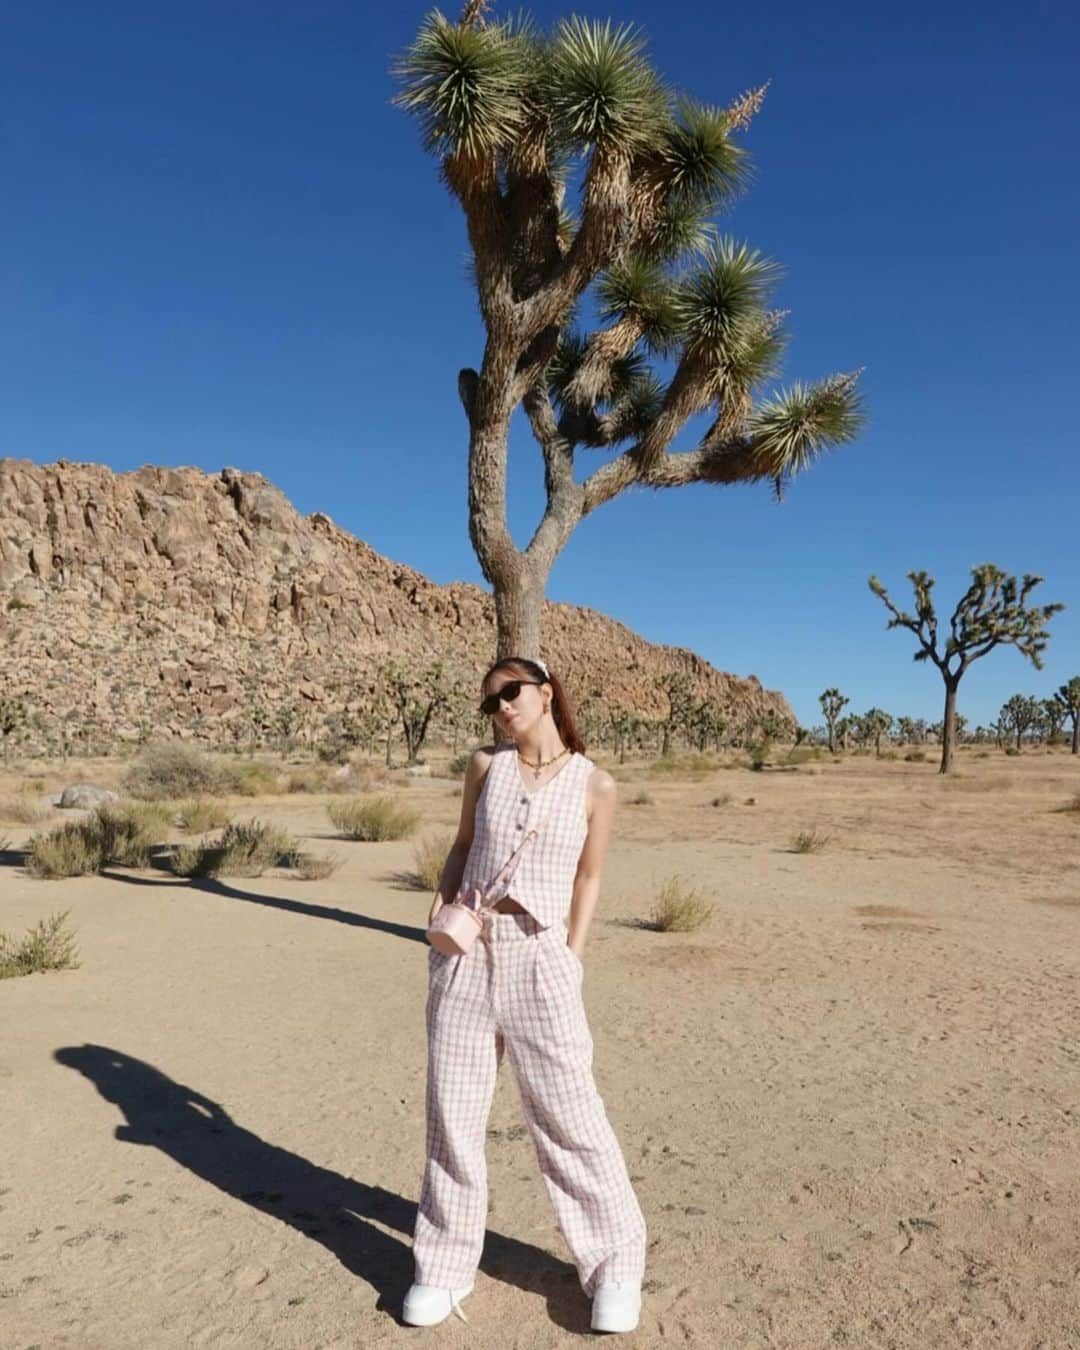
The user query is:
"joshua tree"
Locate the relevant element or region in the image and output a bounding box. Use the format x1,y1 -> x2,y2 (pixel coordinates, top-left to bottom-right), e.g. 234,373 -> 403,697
818,688 -> 848,753
655,670 -> 693,755
1052,676 -> 1080,754
869,564 -> 1064,775
0,695 -> 28,765
379,657 -> 452,764
392,5 -> 865,656
998,693 -> 1041,751
862,707 -> 893,756
688,695 -> 726,752
1039,697 -> 1065,745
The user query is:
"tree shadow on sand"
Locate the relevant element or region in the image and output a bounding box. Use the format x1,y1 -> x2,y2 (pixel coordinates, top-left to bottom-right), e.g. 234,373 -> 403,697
53,1044 -> 587,1328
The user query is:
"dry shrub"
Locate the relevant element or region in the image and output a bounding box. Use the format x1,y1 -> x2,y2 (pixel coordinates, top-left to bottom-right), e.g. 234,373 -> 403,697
171,819 -> 297,878
645,752 -> 722,778
283,849 -> 343,880
327,794 -> 420,841
283,765 -> 333,794
710,793 -> 732,807
124,743 -> 279,800
791,828 -> 831,853
175,798 -> 233,833
1057,792 -> 1080,815
651,875 -> 714,932
904,750 -> 928,762
0,910 -> 80,979
412,829 -> 457,891
943,775 -> 1014,793
0,792 -> 50,825
25,802 -> 169,877
629,789 -> 654,806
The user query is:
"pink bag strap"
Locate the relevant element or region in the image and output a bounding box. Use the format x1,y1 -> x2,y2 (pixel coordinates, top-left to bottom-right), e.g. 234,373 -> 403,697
469,802 -> 554,918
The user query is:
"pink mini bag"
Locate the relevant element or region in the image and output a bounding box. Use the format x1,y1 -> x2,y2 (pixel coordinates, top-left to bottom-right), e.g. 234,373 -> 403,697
426,807 -> 550,955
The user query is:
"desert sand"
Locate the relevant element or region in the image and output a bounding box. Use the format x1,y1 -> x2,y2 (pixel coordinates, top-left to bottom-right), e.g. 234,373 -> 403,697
2,748 -> 1078,1349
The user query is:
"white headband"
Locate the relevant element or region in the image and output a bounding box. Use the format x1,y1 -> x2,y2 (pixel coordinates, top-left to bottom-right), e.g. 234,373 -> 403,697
532,657 -> 550,678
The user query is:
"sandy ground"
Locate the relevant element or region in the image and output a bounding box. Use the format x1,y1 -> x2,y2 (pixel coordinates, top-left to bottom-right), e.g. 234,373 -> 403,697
1,747 -> 1079,1349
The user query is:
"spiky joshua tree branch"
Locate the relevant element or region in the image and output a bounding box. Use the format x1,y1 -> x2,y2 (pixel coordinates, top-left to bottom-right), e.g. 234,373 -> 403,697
393,4 -> 865,654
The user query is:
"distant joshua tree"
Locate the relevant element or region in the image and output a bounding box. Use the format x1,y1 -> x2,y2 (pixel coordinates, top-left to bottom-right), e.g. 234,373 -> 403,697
998,693 -> 1041,751
0,694 -> 28,765
818,688 -> 848,754
1052,676 -> 1080,755
869,564 -> 1064,775
392,3 -> 864,656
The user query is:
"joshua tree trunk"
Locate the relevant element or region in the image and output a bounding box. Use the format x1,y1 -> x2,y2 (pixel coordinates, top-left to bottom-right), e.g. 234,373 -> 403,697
940,679 -> 959,775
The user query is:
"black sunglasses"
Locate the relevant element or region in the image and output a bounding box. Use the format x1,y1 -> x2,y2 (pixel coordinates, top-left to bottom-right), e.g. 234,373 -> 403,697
479,679 -> 545,717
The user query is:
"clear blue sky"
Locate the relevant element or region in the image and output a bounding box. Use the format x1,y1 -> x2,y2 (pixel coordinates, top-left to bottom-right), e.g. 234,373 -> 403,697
3,1 -> 1077,730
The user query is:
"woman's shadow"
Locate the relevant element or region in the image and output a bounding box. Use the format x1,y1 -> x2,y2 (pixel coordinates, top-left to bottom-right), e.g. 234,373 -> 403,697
53,1044 -> 582,1324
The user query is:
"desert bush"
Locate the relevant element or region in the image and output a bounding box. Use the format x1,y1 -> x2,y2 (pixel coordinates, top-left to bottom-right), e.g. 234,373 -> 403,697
225,760 -> 281,796
282,849 -> 343,880
0,792 -> 50,825
412,829 -> 456,891
879,750 -> 899,761
447,752 -> 471,778
629,789 -> 654,806
1004,746 -> 1020,756
326,794 -> 420,841
904,750 -> 928,762
785,746 -> 824,765
0,909 -> 80,978
710,793 -> 732,807
943,776 -> 1014,793
93,802 -> 170,867
124,742 -> 226,799
645,751 -> 722,778
791,829 -> 831,853
170,819 -> 298,878
283,765 -> 333,794
25,820 -> 106,878
650,875 -> 714,932
175,798 -> 233,833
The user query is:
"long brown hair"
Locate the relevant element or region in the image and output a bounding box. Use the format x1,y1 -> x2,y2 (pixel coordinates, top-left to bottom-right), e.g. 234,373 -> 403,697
481,656 -> 586,755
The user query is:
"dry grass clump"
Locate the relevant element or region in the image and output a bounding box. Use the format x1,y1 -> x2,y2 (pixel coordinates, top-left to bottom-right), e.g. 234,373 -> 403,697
645,751 -> 724,778
283,764 -> 333,794
170,819 -> 297,878
0,791 -> 50,825
25,802 -> 170,878
327,794 -> 420,841
283,849 -> 343,880
710,792 -> 732,807
0,910 -> 80,979
411,829 -> 457,891
629,789 -> 654,806
1055,791 -> 1080,816
791,828 -> 831,853
943,775 -> 1014,793
175,798 -> 233,833
650,875 -> 715,932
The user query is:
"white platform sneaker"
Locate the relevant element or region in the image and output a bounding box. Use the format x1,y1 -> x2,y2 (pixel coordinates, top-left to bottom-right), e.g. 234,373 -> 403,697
590,1280 -> 642,1333
402,1279 -> 475,1326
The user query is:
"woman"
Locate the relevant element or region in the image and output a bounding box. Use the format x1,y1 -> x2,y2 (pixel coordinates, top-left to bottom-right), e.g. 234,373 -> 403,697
404,655 -> 648,1332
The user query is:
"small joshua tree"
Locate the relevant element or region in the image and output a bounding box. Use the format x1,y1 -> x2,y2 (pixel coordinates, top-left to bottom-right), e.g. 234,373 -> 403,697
998,693 -> 1041,752
869,563 -> 1064,775
0,695 -> 28,765
1052,676 -> 1080,755
818,688 -> 848,754
392,4 -> 865,656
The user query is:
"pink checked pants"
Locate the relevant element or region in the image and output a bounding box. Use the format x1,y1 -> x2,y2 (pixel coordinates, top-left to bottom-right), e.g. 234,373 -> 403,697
412,910 -> 647,1297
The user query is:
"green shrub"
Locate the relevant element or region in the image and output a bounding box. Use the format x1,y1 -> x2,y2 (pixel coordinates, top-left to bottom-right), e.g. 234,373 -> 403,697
0,910 -> 80,978
175,798 -> 233,833
326,794 -> 420,841
650,875 -> 714,932
447,752 -> 472,778
791,828 -> 831,854
412,829 -> 456,890
170,819 -> 298,878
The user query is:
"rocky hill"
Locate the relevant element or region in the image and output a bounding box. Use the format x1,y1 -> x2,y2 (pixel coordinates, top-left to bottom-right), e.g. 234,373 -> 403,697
0,458 -> 794,754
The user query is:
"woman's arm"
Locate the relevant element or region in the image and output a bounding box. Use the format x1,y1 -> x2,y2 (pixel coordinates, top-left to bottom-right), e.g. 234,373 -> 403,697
566,769 -> 617,960
427,746 -> 494,925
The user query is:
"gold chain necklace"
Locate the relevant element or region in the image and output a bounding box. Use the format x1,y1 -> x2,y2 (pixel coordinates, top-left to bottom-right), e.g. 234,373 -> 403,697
517,745 -> 570,782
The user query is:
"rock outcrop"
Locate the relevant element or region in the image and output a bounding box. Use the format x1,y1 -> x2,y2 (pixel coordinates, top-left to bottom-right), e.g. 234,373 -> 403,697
0,458 -> 794,751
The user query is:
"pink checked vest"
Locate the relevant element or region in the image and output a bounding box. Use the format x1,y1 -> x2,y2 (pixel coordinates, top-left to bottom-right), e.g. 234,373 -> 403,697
460,742 -> 595,929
